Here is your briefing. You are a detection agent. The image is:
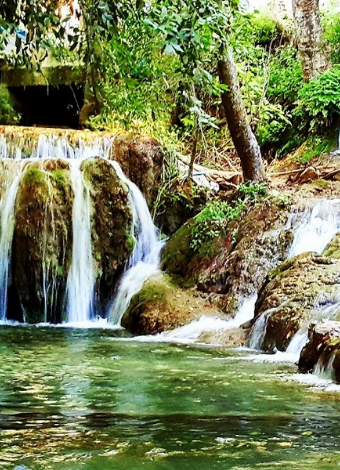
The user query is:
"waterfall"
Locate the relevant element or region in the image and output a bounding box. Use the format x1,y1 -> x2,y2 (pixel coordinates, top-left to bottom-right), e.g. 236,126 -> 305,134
314,352 -> 336,380
0,132 -> 113,160
288,199 -> 340,257
248,313 -> 269,350
66,160 -> 95,323
109,161 -> 164,326
0,163 -> 24,320
286,330 -> 308,356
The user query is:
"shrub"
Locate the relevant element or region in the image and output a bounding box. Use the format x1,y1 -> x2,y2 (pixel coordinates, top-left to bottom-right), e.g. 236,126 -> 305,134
0,84 -> 21,125
296,66 -> 340,131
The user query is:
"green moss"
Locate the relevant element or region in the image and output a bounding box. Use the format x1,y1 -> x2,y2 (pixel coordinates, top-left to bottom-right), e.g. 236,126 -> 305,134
323,233 -> 340,259
22,168 -> 47,187
136,280 -> 169,305
126,232 -> 135,252
297,135 -> 336,163
313,178 -> 330,189
52,169 -> 68,190
161,219 -> 195,276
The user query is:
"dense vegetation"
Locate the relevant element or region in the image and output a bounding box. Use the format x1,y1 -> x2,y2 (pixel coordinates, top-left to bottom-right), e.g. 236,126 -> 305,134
1,1 -> 340,168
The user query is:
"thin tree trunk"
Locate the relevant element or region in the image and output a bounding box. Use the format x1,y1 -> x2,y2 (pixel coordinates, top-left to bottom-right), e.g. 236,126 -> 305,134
218,46 -> 266,182
188,124 -> 198,184
292,0 -> 331,82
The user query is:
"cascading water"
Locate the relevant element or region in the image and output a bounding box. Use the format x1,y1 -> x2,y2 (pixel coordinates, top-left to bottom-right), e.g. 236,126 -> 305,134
288,199 -> 340,257
0,132 -> 113,160
0,131 -> 162,325
109,161 -> 164,326
249,200 -> 340,353
66,160 -> 95,324
0,163 -> 24,320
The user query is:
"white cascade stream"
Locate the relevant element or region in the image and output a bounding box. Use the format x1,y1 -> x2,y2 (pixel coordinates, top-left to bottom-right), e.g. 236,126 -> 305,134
66,160 -> 95,323
288,199 -> 340,258
0,163 -> 24,320
109,161 -> 164,326
0,133 -> 113,160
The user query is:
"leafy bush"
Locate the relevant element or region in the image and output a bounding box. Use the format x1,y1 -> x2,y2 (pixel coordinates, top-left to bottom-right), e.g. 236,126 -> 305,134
267,45 -> 303,104
190,200 -> 245,254
296,66 -> 340,131
323,13 -> 340,65
0,85 -> 21,125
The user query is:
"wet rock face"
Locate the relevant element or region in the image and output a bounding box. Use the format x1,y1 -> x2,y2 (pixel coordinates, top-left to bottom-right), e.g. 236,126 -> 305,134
299,321 -> 340,383
81,158 -> 133,313
112,134 -> 163,205
197,202 -> 293,313
13,160 -> 74,323
162,200 -> 293,316
253,254 -> 340,352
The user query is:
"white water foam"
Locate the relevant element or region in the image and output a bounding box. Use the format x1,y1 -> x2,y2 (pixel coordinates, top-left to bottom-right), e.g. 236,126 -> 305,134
284,373 -> 340,392
109,161 -> 164,326
122,296 -> 257,344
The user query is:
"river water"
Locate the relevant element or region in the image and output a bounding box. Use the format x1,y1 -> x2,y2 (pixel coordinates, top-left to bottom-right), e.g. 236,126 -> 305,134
1,326 -> 340,470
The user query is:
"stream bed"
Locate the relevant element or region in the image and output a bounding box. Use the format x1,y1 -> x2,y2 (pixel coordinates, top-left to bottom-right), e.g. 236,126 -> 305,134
0,326 -> 340,469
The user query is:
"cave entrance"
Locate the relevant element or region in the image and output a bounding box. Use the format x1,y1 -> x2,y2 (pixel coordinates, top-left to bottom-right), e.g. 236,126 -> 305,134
9,83 -> 84,129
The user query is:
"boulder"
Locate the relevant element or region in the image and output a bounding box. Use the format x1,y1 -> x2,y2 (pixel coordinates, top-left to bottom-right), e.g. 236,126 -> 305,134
80,158 -> 133,314
162,198 -> 293,316
121,274 -> 224,335
12,157 -> 134,323
112,133 -> 163,204
252,253 -> 340,352
13,160 -> 73,323
299,320 -> 340,382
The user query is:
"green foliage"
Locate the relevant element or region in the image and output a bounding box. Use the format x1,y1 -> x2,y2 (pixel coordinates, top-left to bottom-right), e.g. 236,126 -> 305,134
238,182 -> 267,200
96,16 -> 177,131
267,45 -> 303,104
0,84 -> 20,124
190,200 -> 245,254
22,168 -> 47,187
297,135 -> 335,163
296,66 -> 340,131
323,13 -> 340,65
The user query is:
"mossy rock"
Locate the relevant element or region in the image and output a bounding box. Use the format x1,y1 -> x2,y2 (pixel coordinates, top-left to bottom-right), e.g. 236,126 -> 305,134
13,160 -> 73,323
323,232 -> 340,259
81,157 -> 133,313
253,253 -> 340,352
163,198 -> 293,316
121,274 -> 223,335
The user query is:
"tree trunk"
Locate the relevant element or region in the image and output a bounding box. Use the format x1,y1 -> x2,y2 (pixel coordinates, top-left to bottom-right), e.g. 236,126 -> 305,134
218,46 -> 266,182
292,0 -> 331,82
